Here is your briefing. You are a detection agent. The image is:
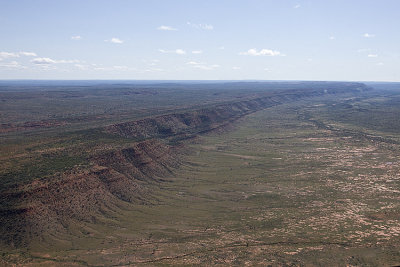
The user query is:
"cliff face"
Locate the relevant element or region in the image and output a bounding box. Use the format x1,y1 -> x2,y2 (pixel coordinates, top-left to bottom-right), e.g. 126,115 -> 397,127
0,83 -> 369,247
104,94 -> 291,139
104,83 -> 368,140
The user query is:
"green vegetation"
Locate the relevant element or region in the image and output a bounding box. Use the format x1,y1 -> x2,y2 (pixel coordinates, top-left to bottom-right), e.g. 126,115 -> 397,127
1,153 -> 86,187
1,81 -> 400,266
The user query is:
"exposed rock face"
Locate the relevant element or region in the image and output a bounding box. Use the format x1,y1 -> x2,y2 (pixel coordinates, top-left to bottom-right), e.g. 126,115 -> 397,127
91,139 -> 180,202
105,83 -> 368,140
0,139 -> 179,246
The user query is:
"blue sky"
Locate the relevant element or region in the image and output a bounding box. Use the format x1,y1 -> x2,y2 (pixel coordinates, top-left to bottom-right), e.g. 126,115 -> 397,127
0,0 -> 399,81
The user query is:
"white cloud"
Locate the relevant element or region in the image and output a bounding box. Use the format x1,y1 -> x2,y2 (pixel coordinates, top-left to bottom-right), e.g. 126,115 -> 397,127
194,64 -> 220,70
359,49 -> 379,58
142,59 -> 160,66
144,68 -> 164,72
57,59 -> 80,63
111,37 -> 123,44
202,24 -> 213,30
91,65 -> 135,71
363,33 -> 375,38
377,62 -> 384,66
31,57 -> 80,64
294,4 -> 301,8
264,68 -> 271,72
187,22 -> 214,30
158,49 -> 186,55
0,51 -> 38,59
0,52 -> 19,58
329,36 -> 335,40
75,64 -> 88,70
187,61 -> 202,65
218,46 -> 225,50
187,61 -> 220,70
37,64 -> 58,71
232,66 -> 241,70
71,35 -> 82,40
192,50 -> 203,54
19,51 -> 37,57
157,25 -> 177,31
105,38 -> 123,44
175,49 -> 186,55
31,57 -> 56,64
112,65 -> 129,71
0,60 -> 26,69
239,48 -> 283,56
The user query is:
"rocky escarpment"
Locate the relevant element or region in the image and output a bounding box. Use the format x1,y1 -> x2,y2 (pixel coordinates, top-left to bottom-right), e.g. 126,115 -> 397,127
0,82 -> 370,247
0,139 -> 180,247
105,83 -> 369,140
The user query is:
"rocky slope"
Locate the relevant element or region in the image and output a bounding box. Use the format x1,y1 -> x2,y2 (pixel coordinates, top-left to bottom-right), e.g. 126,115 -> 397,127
105,83 -> 368,140
0,139 -> 180,246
